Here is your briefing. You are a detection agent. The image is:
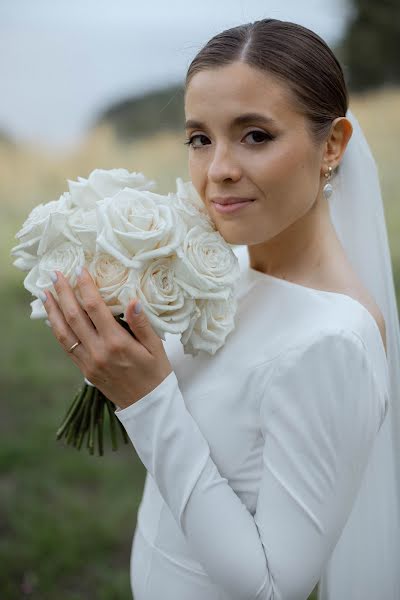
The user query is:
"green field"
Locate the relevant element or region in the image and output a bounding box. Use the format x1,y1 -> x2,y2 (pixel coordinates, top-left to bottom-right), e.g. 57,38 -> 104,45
1,87 -> 399,598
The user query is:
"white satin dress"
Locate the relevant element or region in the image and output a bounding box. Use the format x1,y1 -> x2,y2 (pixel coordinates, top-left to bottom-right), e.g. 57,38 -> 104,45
115,245 -> 389,600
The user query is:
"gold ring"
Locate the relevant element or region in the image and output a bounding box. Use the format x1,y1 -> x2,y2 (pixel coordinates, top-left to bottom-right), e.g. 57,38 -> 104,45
68,340 -> 81,353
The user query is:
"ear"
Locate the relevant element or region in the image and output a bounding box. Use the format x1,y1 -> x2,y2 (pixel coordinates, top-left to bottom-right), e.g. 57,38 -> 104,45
322,117 -> 353,173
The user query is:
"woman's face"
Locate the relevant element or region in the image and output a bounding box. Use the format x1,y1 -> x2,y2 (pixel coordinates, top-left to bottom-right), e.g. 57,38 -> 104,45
184,61 -> 327,249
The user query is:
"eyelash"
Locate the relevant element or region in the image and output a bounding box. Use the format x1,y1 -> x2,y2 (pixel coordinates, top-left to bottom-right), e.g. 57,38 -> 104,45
183,130 -> 274,149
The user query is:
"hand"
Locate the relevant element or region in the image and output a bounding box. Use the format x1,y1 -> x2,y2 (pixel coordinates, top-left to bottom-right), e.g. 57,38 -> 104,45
41,267 -> 173,409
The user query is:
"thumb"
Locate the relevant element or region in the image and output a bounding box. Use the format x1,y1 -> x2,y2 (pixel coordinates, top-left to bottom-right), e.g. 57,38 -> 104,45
125,299 -> 158,353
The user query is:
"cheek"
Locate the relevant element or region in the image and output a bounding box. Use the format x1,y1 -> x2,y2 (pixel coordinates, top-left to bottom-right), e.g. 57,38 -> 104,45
245,148 -> 319,234
188,154 -> 207,198
247,143 -> 317,201
247,144 -> 295,188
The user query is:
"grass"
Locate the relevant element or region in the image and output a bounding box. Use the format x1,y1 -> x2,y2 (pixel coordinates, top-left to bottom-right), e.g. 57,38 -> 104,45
0,283 -> 145,599
1,86 -> 399,599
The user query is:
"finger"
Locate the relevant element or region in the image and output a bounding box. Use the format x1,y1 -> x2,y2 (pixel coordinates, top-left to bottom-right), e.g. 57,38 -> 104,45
50,269 -> 98,347
125,298 -> 160,354
41,289 -> 84,359
74,266 -> 117,336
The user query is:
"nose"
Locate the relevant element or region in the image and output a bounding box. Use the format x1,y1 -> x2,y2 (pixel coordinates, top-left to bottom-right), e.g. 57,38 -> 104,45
207,143 -> 242,183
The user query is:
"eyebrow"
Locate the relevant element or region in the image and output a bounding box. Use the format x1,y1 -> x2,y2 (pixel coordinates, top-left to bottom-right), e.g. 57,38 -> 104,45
185,112 -> 278,130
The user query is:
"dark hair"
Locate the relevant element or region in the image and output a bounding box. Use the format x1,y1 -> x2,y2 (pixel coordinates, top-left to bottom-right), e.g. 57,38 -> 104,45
185,19 -> 348,155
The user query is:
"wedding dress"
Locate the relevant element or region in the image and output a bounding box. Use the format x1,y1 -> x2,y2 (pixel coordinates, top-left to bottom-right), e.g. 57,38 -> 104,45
115,243 -> 389,599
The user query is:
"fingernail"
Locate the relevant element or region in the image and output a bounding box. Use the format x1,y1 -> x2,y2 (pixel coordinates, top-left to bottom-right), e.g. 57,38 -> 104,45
49,271 -> 58,283
45,319 -> 52,327
75,265 -> 82,278
39,291 -> 47,303
134,301 -> 142,314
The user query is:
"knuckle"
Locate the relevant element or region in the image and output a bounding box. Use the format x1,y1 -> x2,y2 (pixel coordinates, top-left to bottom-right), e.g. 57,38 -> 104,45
83,297 -> 99,313
92,351 -> 107,371
55,329 -> 69,346
108,336 -> 123,354
64,308 -> 80,325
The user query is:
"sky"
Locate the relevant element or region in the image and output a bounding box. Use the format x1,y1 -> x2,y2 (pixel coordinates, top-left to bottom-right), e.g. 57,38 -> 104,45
0,0 -> 352,151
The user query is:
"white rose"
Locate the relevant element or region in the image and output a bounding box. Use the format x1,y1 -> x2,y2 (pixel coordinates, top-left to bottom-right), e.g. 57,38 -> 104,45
96,188 -> 186,269
174,226 -> 241,300
172,178 -> 215,231
181,293 -> 237,356
118,255 -> 195,340
68,207 -> 97,254
68,168 -> 156,210
24,241 -> 85,318
10,192 -> 75,270
30,297 -> 47,320
85,252 -> 132,316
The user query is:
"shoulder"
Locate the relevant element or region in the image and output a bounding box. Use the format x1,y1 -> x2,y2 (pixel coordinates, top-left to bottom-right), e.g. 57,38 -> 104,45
272,289 -> 386,374
349,291 -> 387,357
264,326 -> 383,389
264,327 -> 369,378
327,270 -> 387,357
257,327 -> 389,434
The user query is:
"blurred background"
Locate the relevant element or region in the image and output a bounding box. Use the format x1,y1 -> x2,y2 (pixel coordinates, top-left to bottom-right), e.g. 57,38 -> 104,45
1,0 -> 399,598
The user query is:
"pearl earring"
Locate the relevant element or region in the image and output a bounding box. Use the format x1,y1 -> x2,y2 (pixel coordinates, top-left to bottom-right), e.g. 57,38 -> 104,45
323,165 -> 333,199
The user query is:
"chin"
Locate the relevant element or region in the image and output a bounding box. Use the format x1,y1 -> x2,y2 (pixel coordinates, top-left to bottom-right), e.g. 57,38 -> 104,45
206,214 -> 257,246
216,229 -> 251,246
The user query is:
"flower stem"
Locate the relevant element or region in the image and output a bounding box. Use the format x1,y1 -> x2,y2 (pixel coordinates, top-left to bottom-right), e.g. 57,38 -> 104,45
96,395 -> 105,456
76,386 -> 95,450
104,396 -> 118,451
56,385 -> 86,440
66,397 -> 86,445
88,389 -> 99,455
68,385 -> 91,447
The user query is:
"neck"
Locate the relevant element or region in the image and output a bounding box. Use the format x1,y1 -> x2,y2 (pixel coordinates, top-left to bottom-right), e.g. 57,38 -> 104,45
247,195 -> 344,283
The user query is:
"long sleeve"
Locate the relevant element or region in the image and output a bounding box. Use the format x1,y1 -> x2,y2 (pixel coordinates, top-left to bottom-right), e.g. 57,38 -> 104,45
115,329 -> 387,600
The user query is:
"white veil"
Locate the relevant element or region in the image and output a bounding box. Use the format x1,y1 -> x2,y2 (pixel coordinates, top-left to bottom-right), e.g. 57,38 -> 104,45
315,108 -> 400,599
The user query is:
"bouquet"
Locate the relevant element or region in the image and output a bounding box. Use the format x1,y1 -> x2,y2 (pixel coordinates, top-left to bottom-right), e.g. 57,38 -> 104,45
11,168 -> 241,455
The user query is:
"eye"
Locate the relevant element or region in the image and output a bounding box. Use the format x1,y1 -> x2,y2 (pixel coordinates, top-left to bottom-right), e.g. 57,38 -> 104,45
183,134 -> 211,148
244,130 -> 274,144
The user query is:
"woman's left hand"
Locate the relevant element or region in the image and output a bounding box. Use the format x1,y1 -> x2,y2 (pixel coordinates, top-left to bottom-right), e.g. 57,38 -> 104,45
41,267 -> 174,409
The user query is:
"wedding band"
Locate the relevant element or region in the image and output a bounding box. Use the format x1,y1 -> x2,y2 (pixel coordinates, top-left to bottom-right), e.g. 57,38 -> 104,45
68,340 -> 81,353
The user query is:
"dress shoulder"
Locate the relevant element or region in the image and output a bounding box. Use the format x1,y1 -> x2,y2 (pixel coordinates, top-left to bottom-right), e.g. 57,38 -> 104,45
259,327 -> 389,439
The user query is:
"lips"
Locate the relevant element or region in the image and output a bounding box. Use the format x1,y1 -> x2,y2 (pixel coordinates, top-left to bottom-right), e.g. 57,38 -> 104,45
212,200 -> 254,214
211,197 -> 255,205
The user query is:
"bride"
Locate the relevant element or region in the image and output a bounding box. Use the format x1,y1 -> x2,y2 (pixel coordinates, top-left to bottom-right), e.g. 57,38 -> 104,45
119,18 -> 400,600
